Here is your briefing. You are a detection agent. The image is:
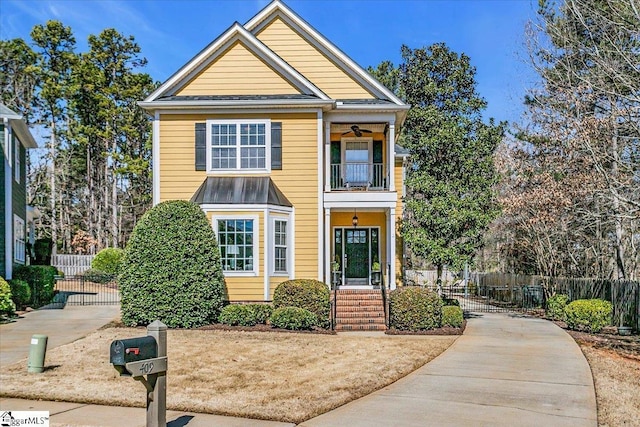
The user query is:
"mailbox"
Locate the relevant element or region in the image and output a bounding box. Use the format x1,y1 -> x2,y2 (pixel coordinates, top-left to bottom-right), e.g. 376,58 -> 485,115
110,336 -> 157,376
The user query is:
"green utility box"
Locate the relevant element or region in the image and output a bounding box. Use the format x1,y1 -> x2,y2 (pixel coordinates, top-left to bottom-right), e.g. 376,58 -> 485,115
28,334 -> 48,373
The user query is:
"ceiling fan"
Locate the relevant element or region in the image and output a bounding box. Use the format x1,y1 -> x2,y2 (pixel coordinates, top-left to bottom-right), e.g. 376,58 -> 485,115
342,125 -> 372,137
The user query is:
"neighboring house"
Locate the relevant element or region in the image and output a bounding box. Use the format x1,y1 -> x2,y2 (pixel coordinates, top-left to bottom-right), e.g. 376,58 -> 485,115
140,0 -> 409,301
1,104 -> 37,279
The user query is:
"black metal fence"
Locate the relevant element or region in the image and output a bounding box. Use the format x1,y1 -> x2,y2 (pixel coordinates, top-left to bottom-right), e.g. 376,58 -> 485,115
446,272 -> 640,331
54,275 -> 120,306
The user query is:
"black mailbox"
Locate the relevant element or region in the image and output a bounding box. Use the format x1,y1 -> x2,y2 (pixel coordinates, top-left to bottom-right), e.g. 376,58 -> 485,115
110,336 -> 157,376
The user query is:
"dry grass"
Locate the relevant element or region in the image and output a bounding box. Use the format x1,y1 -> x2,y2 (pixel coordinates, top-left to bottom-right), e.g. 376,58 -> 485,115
577,343 -> 640,427
0,328 -> 455,423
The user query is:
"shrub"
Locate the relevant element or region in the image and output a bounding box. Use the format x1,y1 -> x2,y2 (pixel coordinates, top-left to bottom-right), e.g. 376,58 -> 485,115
248,304 -> 273,324
546,294 -> 569,321
270,306 -> 317,330
442,305 -> 464,328
272,279 -> 330,328
82,268 -> 116,284
91,248 -> 124,275
119,200 -> 226,328
32,238 -> 53,265
219,304 -> 257,326
9,279 -> 31,309
13,265 -> 57,308
389,287 -> 443,331
564,299 -> 612,333
0,277 -> 15,315
442,297 -> 460,307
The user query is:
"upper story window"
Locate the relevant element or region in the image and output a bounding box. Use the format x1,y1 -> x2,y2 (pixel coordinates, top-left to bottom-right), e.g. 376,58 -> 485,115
14,137 -> 20,183
14,215 -> 25,263
207,120 -> 270,172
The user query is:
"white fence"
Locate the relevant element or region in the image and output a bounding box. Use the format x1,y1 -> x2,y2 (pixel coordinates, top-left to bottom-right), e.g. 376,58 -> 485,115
52,254 -> 94,276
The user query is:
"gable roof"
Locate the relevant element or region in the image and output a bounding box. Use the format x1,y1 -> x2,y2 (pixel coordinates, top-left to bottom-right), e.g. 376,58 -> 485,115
0,104 -> 37,148
245,0 -> 406,106
144,22 -> 328,103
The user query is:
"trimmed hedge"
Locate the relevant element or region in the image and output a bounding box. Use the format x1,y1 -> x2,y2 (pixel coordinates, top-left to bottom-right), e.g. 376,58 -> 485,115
389,287 -> 443,331
0,277 -> 15,315
9,279 -> 31,309
82,268 -> 116,284
249,304 -> 273,324
119,200 -> 227,328
442,305 -> 464,327
219,305 -> 258,326
270,306 -> 317,330
564,299 -> 612,333
273,279 -> 330,328
91,248 -> 124,275
13,265 -> 57,308
546,294 -> 569,321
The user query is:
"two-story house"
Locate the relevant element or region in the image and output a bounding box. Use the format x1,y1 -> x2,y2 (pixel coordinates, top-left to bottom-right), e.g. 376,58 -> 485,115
140,0 -> 409,307
1,104 -> 37,279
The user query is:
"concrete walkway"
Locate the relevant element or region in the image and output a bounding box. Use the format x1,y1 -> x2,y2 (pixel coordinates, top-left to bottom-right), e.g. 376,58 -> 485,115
0,311 -> 597,426
300,313 -> 597,427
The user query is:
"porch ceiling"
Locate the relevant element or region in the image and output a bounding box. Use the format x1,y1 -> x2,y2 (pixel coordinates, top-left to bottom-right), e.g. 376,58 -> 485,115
330,123 -> 387,134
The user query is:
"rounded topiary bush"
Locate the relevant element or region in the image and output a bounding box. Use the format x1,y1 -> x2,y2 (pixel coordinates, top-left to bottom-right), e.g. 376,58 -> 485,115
441,305 -> 464,328
564,299 -> 612,333
546,294 -> 569,321
119,200 -> 226,328
270,306 -> 317,330
219,304 -> 257,326
9,279 -> 31,309
0,277 -> 16,316
389,287 -> 443,331
273,279 -> 330,328
91,248 -> 124,275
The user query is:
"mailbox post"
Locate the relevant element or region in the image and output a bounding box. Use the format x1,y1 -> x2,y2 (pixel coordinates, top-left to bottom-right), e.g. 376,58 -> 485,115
110,320 -> 167,427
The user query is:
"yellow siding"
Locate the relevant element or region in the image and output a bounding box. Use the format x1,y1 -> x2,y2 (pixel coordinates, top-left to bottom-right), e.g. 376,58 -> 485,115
159,113 -> 319,299
256,17 -> 374,99
176,41 -> 300,96
395,160 -> 404,286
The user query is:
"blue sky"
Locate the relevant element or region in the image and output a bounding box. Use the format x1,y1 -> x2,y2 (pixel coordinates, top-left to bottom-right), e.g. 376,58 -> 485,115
0,0 -> 539,123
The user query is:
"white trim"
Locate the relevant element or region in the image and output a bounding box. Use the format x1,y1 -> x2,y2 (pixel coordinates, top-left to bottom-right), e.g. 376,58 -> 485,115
325,111 -> 396,123
389,207 -> 397,290
317,111 -> 324,281
324,208 -> 331,286
152,111 -> 160,205
324,192 -> 397,206
13,214 -> 25,264
270,216 -> 291,277
264,208 -> 269,299
290,207 -> 296,279
205,119 -> 271,173
212,214 -> 260,277
324,120 -> 331,192
13,136 -> 20,184
144,23 -> 327,102
331,225 -> 381,286
244,1 -> 406,105
4,122 -> 12,278
139,100 -> 334,112
144,107 -> 326,116
388,122 -> 395,192
200,204 -> 292,213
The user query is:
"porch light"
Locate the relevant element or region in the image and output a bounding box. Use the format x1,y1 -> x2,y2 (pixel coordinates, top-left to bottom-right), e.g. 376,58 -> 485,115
352,210 -> 358,227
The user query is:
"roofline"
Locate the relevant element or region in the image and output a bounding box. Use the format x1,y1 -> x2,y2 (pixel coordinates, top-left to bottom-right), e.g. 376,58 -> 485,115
245,0 -> 407,107
2,116 -> 37,148
144,22 -> 328,103
138,98 -> 335,112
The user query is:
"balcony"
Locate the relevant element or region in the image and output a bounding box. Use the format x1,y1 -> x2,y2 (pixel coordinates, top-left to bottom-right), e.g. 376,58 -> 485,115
330,162 -> 388,191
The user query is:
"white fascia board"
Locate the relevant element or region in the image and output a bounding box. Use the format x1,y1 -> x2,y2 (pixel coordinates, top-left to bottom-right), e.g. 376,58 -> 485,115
9,119 -> 37,148
245,1 -> 407,106
323,191 -> 397,206
139,107 -> 326,116
138,99 -> 335,111
144,22 -> 327,103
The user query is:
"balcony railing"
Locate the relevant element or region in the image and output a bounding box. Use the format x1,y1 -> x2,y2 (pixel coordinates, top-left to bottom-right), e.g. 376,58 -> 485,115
330,163 -> 387,190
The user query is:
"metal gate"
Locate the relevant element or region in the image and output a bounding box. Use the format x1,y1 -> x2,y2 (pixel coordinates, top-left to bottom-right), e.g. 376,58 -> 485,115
439,282 -> 545,313
54,275 -> 120,306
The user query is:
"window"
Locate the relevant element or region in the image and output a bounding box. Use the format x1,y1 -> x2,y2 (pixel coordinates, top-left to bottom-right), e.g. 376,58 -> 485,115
208,120 -> 270,171
14,215 -> 25,263
216,218 -> 257,274
14,138 -> 20,183
273,220 -> 288,274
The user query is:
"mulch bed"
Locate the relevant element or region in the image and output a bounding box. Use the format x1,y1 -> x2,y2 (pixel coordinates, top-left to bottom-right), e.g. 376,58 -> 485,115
197,323 -> 336,335
553,322 -> 640,361
385,320 -> 466,335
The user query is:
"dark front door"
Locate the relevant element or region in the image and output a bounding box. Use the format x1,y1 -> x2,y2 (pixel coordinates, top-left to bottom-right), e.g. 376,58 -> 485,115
345,229 -> 369,282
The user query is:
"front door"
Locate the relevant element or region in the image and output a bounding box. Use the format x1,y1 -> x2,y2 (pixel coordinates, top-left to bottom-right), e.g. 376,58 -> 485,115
345,229 -> 369,284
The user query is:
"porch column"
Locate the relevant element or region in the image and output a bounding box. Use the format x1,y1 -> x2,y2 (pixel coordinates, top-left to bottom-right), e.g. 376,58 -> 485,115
324,208 -> 331,286
389,207 -> 397,290
324,121 -> 331,192
388,121 -> 395,192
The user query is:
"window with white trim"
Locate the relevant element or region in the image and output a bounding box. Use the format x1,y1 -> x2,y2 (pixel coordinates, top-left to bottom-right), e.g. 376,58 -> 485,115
216,218 -> 257,273
14,137 -> 20,183
273,219 -> 288,274
14,215 -> 25,263
208,120 -> 270,171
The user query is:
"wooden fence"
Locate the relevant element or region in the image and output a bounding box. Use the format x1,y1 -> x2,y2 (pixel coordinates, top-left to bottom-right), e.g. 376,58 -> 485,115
52,254 -> 94,276
471,272 -> 640,331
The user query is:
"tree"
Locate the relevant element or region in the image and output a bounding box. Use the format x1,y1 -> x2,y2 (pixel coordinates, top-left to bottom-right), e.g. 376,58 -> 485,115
0,38 -> 39,120
398,44 -> 506,282
499,0 -> 640,279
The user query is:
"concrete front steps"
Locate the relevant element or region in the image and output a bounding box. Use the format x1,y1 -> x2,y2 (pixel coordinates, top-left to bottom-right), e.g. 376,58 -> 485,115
333,289 -> 387,331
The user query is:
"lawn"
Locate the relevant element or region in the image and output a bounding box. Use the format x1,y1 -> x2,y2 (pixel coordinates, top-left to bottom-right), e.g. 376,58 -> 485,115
0,327 -> 456,423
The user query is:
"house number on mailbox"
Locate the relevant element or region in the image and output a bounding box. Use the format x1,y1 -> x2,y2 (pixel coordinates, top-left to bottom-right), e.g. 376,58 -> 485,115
139,361 -> 154,375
